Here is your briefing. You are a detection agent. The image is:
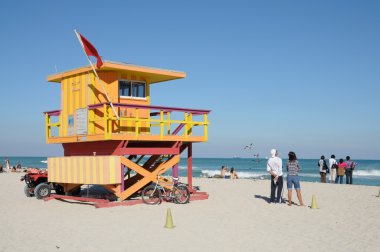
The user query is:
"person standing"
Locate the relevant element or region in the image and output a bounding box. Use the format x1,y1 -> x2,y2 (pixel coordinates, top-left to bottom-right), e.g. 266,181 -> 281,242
286,151 -> 304,206
345,156 -> 356,184
5,159 -> 10,170
318,156 -> 327,183
328,155 -> 338,183
335,159 -> 347,184
267,149 -> 283,203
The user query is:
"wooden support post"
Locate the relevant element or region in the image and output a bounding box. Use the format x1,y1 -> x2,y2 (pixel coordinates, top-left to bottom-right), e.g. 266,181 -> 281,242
188,113 -> 193,136
184,112 -> 188,139
160,110 -> 164,139
59,113 -> 63,137
204,113 -> 208,141
89,108 -> 95,134
135,108 -> 140,139
187,143 -> 193,191
172,163 -> 179,185
103,104 -> 108,139
45,113 -> 50,139
167,112 -> 171,135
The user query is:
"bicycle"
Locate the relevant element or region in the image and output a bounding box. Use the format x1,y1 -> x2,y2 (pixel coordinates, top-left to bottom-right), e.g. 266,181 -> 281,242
141,172 -> 190,205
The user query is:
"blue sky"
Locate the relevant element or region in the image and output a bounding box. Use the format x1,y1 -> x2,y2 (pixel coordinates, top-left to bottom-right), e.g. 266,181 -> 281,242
0,0 -> 379,159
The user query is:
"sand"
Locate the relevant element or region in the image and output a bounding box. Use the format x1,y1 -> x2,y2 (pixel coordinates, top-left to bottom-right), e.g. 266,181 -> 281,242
0,172 -> 379,252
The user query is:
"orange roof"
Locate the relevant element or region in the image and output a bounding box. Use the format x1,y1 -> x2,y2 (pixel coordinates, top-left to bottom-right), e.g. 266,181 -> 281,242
47,61 -> 186,84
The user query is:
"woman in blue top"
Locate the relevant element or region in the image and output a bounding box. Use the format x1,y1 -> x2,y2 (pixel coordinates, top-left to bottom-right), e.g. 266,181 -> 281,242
286,151 -> 305,206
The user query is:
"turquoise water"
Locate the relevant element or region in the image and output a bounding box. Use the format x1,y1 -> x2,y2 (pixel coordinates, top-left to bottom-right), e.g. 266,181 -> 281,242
3,157 -> 380,187
180,158 -> 380,187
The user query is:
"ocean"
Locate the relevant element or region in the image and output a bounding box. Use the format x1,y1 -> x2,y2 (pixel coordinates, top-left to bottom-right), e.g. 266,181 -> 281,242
3,157 -> 380,187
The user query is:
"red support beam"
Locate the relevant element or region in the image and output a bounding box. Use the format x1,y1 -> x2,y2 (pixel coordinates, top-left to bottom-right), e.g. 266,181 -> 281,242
187,143 -> 193,191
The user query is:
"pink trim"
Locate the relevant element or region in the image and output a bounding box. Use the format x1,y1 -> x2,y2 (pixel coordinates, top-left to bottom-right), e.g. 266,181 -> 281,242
44,110 -> 61,116
45,194 -> 109,203
122,147 -> 179,155
95,199 -> 143,208
172,124 -> 184,135
189,194 -> 209,201
88,103 -> 211,115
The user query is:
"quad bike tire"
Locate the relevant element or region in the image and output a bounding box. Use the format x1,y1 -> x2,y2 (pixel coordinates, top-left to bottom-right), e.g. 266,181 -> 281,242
34,183 -> 51,200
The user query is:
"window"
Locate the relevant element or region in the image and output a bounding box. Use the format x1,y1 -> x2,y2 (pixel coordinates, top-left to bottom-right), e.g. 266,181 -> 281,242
119,80 -> 146,98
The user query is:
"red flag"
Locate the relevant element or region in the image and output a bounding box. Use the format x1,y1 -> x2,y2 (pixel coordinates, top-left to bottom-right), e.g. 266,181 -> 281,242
78,33 -> 103,68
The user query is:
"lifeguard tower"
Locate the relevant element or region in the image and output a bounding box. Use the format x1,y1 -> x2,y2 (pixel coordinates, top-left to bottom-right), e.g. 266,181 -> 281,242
44,60 -> 210,201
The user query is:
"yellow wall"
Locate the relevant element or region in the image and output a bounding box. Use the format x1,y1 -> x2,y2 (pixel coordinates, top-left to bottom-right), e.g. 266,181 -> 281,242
48,156 -> 121,184
60,70 -> 151,136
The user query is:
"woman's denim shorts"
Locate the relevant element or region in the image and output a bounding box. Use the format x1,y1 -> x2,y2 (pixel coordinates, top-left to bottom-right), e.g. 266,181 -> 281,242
287,175 -> 301,190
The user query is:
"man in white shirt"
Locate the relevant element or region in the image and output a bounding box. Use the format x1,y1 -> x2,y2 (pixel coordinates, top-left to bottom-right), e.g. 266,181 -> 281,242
267,149 -> 283,203
328,155 -> 337,183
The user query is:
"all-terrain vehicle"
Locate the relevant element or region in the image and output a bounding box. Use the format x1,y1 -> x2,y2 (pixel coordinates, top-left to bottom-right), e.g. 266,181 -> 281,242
21,169 -> 66,199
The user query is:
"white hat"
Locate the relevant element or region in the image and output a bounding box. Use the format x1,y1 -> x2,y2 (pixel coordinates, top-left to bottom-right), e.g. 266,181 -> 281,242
270,149 -> 277,158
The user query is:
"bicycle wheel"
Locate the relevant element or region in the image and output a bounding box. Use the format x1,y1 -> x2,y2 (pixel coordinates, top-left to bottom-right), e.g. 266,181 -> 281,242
141,185 -> 161,205
173,185 -> 190,204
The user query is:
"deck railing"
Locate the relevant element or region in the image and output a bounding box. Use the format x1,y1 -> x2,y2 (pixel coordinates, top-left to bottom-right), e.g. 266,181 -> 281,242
44,103 -> 210,142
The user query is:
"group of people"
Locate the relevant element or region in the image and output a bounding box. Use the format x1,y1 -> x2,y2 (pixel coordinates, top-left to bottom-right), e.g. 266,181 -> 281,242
0,159 -> 24,173
220,165 -> 238,179
266,149 -> 304,206
266,149 -> 359,206
318,155 -> 357,184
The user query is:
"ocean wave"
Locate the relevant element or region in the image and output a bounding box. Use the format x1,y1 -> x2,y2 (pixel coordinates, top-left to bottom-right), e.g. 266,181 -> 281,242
299,173 -> 321,178
200,169 -> 267,179
179,165 -> 200,170
353,170 -> 380,177
200,169 -> 380,179
40,160 -> 47,164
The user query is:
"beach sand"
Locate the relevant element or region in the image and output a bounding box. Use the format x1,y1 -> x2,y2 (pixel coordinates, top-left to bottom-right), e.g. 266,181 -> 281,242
1,172 -> 379,252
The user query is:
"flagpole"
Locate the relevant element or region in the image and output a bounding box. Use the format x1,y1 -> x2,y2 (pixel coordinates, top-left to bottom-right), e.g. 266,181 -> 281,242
74,29 -> 119,120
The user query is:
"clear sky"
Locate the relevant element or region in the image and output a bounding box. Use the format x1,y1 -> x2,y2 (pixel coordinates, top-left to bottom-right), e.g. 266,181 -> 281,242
0,0 -> 379,159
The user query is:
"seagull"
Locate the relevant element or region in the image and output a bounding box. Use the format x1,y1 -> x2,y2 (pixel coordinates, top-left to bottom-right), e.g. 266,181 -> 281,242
244,143 -> 253,150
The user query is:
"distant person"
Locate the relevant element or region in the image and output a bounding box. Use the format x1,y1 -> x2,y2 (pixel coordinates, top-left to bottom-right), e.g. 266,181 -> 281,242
0,163 -> 3,173
224,166 -> 231,179
230,167 -> 238,179
318,155 -> 328,183
328,155 -> 338,183
335,159 -> 347,184
286,151 -> 304,206
220,166 -> 226,178
5,159 -> 10,170
345,156 -> 356,184
267,149 -> 283,204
